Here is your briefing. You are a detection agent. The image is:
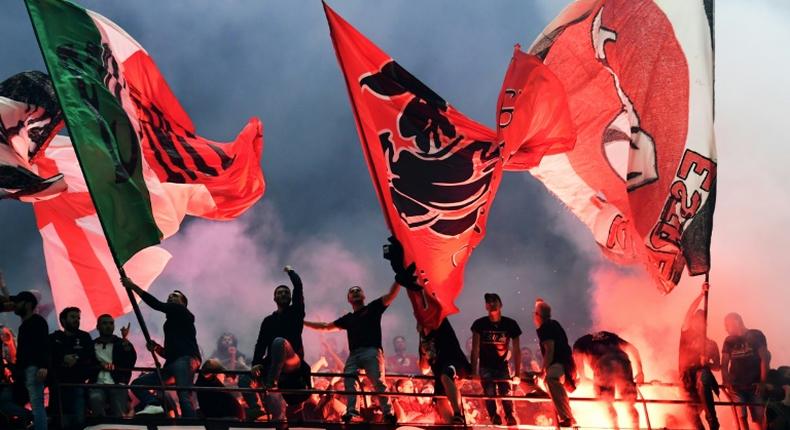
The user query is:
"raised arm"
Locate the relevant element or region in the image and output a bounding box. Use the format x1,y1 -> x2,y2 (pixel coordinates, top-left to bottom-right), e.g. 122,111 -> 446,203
380,281 -> 401,307
285,266 -> 304,312
681,283 -> 707,331
304,320 -> 341,332
121,276 -> 168,313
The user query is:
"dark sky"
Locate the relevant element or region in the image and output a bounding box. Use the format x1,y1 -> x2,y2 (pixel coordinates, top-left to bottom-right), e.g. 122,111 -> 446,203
0,0 -> 608,358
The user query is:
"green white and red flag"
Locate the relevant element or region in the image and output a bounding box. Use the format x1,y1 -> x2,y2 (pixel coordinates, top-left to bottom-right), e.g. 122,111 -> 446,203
25,0 -> 265,321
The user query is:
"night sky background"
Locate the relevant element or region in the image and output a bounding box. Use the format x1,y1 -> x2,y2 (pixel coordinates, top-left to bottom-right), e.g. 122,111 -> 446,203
1,1 -> 788,373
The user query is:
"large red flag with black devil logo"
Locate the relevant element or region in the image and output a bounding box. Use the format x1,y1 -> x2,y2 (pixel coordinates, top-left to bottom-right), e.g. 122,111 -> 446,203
528,0 -> 716,292
324,3 -> 575,329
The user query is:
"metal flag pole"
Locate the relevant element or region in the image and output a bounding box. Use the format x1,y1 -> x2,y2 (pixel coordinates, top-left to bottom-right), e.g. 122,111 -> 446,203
119,268 -> 170,415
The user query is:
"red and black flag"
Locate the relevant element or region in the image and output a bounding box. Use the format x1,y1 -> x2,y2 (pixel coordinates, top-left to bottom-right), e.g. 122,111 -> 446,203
324,3 -> 576,329
528,0 -> 716,292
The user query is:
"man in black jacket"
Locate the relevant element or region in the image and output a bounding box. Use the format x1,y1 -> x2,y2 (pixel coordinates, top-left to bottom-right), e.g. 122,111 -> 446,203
2,291 -> 49,430
250,266 -> 311,421
88,314 -> 137,417
49,306 -> 96,430
123,278 -> 201,417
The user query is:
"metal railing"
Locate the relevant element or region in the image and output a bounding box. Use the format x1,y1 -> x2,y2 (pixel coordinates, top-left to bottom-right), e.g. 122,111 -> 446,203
33,367 -> 769,430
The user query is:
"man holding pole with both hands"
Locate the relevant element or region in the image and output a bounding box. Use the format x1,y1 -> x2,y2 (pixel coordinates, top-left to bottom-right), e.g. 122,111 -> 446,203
122,277 -> 201,417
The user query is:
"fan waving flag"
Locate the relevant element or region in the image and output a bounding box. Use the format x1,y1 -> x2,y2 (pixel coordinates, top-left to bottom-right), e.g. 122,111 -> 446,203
324,3 -> 503,329
24,0 -> 264,320
528,0 -> 716,292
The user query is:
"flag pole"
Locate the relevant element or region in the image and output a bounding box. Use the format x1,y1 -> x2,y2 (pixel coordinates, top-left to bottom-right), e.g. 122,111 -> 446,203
22,0 -> 171,414
119,268 -> 169,414
322,1 -> 393,233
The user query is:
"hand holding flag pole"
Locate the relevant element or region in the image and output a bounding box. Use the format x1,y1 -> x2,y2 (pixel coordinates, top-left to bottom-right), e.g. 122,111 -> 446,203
120,269 -> 169,414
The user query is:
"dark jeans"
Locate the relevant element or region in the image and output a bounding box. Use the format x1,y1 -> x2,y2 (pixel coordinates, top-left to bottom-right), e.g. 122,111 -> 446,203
53,386 -> 86,430
131,355 -> 198,417
23,366 -> 47,430
257,337 -> 302,420
343,347 -> 392,416
237,373 -> 261,412
89,386 -> 129,417
480,367 -> 514,420
682,366 -> 719,430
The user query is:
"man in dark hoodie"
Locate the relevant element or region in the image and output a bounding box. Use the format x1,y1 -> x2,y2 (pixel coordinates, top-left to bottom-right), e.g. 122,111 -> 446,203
124,277 -> 201,417
49,306 -> 96,430
88,314 -> 137,417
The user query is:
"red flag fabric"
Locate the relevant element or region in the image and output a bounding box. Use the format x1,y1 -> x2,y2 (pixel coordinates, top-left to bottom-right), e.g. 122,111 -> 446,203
121,49 -> 264,220
528,0 -> 716,292
497,46 -> 576,171
24,8 -> 265,321
324,3 -> 503,329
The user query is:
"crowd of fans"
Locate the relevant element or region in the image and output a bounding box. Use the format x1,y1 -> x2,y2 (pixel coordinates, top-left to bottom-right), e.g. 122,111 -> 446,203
0,239 -> 788,430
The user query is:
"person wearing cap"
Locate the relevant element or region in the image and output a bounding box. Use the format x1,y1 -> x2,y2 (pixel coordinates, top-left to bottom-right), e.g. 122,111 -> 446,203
122,277 -> 201,417
534,298 -> 576,428
49,306 -> 96,430
3,291 -> 50,430
470,292 -> 522,426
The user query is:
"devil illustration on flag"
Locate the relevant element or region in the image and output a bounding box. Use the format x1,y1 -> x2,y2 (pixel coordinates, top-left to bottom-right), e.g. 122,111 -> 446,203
0,71 -> 65,201
324,3 -> 575,329
528,0 -> 716,292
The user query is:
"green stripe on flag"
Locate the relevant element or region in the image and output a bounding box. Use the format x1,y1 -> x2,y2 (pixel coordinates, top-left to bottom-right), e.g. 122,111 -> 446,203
26,0 -> 161,267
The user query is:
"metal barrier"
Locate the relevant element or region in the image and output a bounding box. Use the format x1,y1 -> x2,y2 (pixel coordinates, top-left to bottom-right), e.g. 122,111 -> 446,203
36,368 -> 769,429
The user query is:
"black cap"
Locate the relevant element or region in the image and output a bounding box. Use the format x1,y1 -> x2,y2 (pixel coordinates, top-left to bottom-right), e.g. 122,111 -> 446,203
484,293 -> 501,304
10,291 -> 38,308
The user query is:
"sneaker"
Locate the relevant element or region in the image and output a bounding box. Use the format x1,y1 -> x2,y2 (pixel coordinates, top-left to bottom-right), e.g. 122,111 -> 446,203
505,415 -> 517,426
383,413 -> 398,425
136,404 -> 165,415
492,414 -> 503,425
451,413 -> 465,425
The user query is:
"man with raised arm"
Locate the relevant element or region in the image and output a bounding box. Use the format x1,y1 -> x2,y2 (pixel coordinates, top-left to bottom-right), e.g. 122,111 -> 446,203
679,283 -> 720,430
89,315 -> 137,417
250,266 -> 312,422
123,278 -> 201,417
304,277 -> 400,424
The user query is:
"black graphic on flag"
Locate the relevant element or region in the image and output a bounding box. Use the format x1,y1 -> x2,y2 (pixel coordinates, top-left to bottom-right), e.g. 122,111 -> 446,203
360,61 -> 500,237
